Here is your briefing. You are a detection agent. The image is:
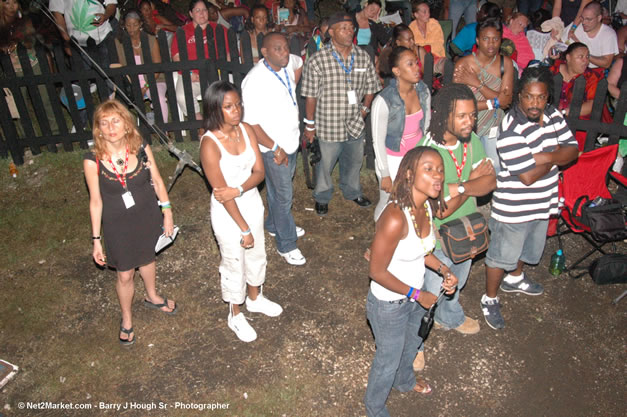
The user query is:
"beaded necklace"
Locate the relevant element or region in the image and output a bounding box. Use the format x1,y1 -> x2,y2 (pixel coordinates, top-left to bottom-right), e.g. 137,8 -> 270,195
408,202 -> 435,254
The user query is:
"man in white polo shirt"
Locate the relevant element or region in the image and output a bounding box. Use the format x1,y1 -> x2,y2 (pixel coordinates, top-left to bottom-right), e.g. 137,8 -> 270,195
241,32 -> 306,266
562,0 -> 618,68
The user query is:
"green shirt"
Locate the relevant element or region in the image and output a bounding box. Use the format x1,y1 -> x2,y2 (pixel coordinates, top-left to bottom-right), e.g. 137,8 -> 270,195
419,132 -> 488,248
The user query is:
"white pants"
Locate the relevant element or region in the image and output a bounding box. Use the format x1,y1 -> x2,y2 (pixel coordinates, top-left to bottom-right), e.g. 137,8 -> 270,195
210,189 -> 267,304
175,77 -> 201,117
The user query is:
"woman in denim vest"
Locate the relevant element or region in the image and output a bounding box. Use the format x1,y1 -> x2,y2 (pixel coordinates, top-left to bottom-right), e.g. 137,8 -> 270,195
371,46 -> 431,220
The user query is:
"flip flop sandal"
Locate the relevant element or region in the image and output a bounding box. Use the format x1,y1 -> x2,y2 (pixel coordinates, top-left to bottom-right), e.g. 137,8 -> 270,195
143,296 -> 178,315
119,321 -> 136,346
413,378 -> 432,395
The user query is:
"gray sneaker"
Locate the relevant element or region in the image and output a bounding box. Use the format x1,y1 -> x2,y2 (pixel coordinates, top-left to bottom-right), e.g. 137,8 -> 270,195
481,297 -> 505,330
499,274 -> 544,296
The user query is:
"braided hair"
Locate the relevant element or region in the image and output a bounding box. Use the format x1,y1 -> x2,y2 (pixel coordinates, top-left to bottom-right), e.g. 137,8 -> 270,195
389,146 -> 446,216
513,65 -> 553,107
427,83 -> 477,145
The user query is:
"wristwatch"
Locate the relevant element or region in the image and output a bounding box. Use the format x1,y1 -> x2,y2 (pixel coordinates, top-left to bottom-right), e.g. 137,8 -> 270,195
457,182 -> 466,195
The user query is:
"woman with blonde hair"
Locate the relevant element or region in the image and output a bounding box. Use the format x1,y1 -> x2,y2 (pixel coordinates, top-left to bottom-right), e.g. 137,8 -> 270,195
84,99 -> 177,346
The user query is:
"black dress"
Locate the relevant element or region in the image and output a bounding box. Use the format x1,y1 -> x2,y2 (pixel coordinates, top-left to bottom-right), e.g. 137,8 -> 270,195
85,150 -> 162,271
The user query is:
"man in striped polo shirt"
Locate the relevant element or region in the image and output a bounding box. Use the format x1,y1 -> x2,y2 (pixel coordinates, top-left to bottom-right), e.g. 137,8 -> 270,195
481,66 -> 579,330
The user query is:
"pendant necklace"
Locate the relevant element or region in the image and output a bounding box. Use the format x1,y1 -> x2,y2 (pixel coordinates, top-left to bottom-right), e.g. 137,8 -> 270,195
219,127 -> 240,143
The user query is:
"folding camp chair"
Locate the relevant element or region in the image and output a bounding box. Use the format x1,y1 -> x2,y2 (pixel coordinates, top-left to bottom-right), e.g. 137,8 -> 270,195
549,144 -> 627,278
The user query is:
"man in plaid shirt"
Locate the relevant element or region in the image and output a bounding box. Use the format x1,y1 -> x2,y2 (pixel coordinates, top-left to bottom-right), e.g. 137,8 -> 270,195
302,12 -> 382,216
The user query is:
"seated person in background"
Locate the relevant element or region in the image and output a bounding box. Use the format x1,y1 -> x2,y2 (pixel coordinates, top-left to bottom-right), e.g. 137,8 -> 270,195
550,42 -> 604,150
561,0 -> 618,69
139,0 -> 179,35
409,0 -> 445,58
454,18 -> 514,174
306,17 -> 328,60
210,0 -> 249,31
488,0 -> 514,22
525,8 -> 552,62
351,0 -> 390,60
378,24 -> 427,80
245,4 -> 271,64
171,0 -> 211,121
277,0 -> 312,35
114,9 -> 169,123
451,1 -> 502,58
503,12 -> 533,73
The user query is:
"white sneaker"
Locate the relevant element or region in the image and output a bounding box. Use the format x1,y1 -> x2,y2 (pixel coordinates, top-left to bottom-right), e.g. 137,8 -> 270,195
246,294 -> 283,317
269,226 -> 305,238
277,248 -> 306,265
228,311 -> 257,342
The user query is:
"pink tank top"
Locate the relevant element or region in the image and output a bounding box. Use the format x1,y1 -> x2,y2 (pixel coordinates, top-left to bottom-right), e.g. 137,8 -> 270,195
387,110 -> 423,157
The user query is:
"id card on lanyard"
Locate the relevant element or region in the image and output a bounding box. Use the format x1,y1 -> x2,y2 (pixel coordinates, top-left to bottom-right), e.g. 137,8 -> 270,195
331,47 -> 357,105
107,147 -> 135,209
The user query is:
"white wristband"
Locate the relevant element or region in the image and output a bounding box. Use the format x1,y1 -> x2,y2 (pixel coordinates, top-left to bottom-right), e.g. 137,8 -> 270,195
485,99 -> 494,110
271,142 -> 278,152
159,200 -> 170,207
237,185 -> 244,197
305,126 -> 316,131
303,118 -> 315,125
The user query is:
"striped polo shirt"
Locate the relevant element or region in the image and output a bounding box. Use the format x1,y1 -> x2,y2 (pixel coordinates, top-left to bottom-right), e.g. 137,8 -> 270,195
492,104 -> 577,223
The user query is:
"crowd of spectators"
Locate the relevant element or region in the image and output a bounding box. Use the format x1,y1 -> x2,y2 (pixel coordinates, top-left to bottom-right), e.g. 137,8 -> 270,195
5,1 -> 626,416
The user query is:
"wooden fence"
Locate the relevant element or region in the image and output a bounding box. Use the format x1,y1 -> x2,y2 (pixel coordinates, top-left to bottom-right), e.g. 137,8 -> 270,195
2,29 -> 627,165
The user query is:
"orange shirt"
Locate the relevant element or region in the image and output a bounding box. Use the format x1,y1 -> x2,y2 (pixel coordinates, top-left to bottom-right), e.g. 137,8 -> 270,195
409,18 -> 445,58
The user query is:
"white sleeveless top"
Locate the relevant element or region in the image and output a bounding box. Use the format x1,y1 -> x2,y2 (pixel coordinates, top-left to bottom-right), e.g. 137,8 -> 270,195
202,124 -> 263,238
370,204 -> 436,301
202,123 -> 256,190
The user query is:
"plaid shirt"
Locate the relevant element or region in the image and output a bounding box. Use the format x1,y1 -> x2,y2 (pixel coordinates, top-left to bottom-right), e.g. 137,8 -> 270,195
301,43 -> 381,142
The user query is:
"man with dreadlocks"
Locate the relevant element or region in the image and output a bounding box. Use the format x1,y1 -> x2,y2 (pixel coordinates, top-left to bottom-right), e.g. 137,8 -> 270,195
415,83 -> 496,370
481,66 -> 578,330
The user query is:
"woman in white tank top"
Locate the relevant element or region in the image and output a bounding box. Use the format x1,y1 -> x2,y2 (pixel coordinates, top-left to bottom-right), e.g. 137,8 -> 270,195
200,81 -> 283,343
364,147 -> 459,417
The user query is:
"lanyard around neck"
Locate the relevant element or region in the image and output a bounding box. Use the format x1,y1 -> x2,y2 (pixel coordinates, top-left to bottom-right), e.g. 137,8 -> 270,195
263,60 -> 296,106
330,45 -> 355,85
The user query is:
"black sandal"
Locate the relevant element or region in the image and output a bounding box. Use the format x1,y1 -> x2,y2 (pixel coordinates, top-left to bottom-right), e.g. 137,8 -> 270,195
143,296 -> 177,315
119,320 -> 136,346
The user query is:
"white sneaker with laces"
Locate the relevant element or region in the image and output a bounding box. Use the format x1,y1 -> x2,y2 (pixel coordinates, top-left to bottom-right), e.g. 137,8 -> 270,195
246,294 -> 283,317
228,311 -> 257,342
269,226 -> 305,238
278,248 -> 306,265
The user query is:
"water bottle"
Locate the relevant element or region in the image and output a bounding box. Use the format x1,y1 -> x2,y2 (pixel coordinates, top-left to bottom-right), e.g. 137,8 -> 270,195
549,249 -> 566,276
8,162 -> 18,178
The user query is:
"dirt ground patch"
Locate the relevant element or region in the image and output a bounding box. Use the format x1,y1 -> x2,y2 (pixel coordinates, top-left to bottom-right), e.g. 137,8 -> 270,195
1,146 -> 626,417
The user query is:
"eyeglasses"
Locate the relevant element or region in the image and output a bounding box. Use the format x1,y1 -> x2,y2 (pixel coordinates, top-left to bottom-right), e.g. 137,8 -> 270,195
193,8 -> 208,13
521,94 -> 548,102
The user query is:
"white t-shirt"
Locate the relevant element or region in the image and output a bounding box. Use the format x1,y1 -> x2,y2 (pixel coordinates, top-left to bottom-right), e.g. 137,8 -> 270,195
562,23 -> 619,68
49,0 -> 117,46
241,54 -> 303,154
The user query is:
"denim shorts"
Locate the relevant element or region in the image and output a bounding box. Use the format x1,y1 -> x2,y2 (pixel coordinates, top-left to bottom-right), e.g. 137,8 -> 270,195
485,217 -> 549,272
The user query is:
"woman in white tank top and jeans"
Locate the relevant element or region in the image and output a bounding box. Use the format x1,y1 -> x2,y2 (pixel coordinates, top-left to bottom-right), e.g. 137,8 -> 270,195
364,146 -> 458,417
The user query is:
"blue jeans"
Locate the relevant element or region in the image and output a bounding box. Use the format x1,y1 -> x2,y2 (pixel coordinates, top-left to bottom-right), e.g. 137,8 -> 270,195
262,150 -> 298,253
449,0 -> 477,38
423,248 -> 472,329
364,290 -> 426,417
314,134 -> 365,204
480,134 -> 501,175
